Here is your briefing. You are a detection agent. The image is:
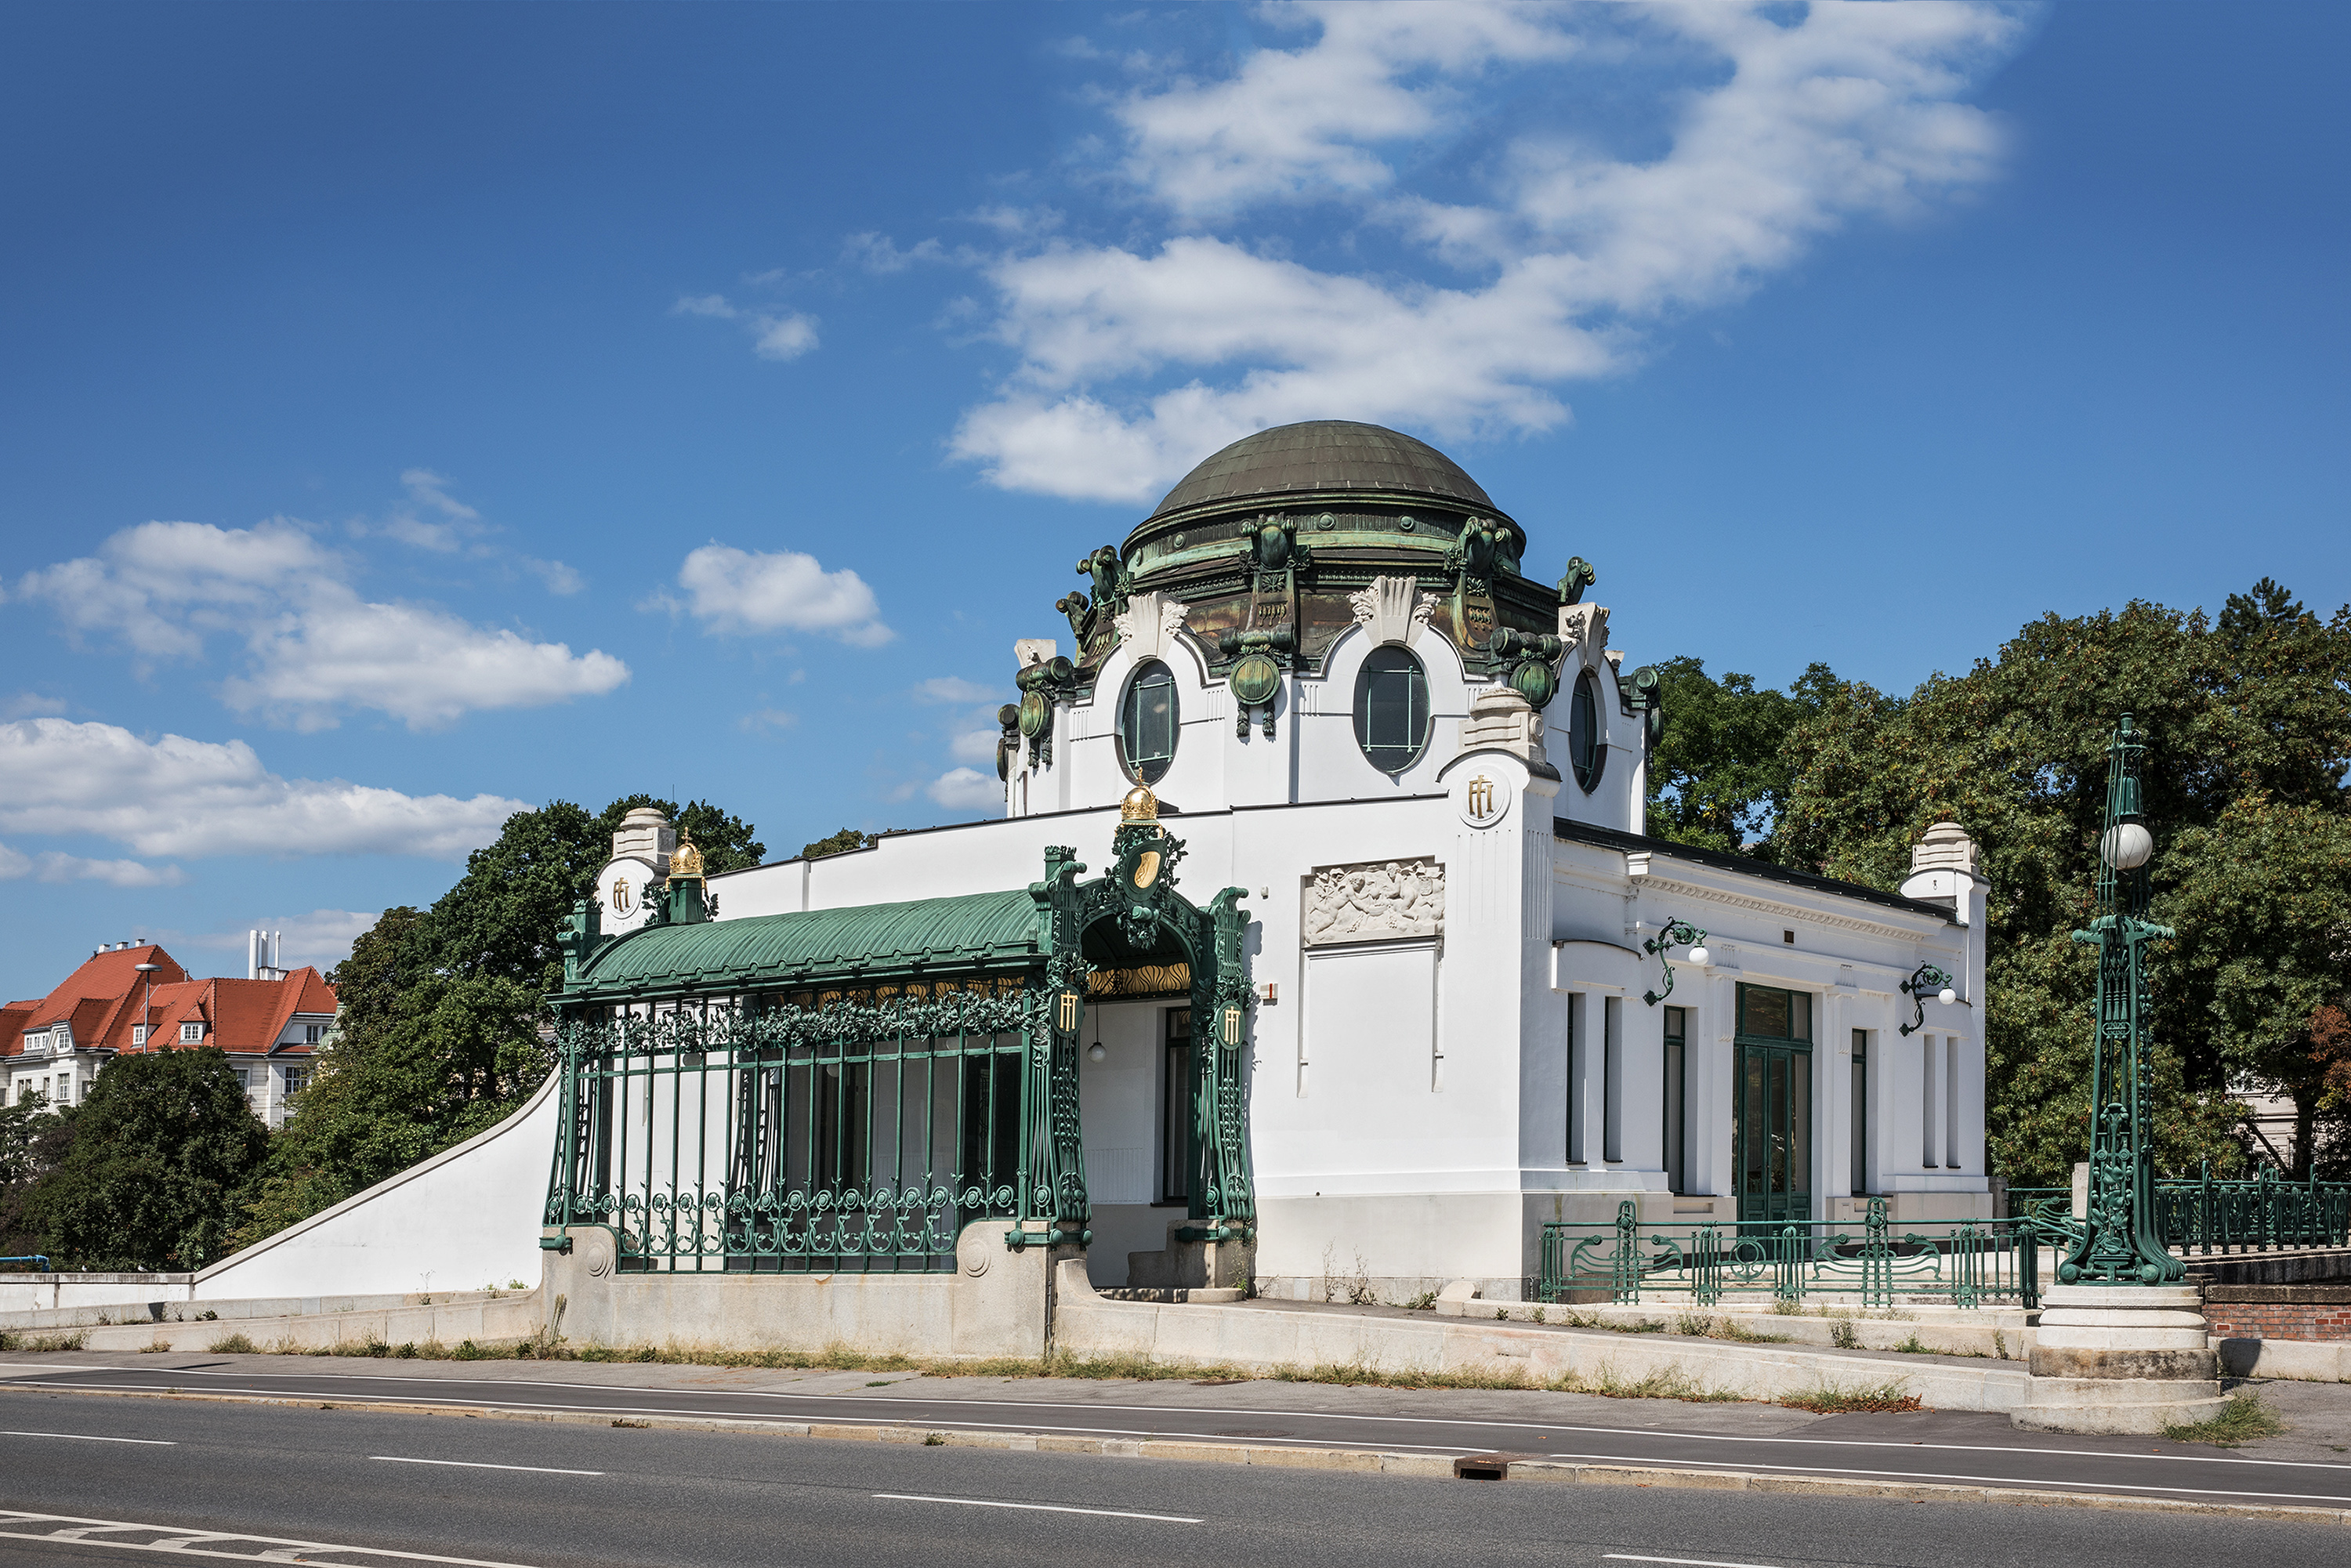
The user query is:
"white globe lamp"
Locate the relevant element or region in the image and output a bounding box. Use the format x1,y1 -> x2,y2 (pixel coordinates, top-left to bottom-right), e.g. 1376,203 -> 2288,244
2100,821 -> 2154,871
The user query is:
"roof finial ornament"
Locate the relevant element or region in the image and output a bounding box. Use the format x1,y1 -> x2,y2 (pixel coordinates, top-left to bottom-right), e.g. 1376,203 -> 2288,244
669,827 -> 705,882
1120,784 -> 1159,824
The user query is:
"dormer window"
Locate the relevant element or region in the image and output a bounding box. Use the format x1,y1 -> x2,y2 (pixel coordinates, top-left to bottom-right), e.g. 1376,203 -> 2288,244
131,1026 -> 147,1046
179,1021 -> 205,1043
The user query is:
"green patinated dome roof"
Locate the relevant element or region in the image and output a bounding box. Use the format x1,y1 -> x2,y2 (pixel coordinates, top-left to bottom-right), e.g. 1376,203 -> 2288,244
1146,421 -> 1494,522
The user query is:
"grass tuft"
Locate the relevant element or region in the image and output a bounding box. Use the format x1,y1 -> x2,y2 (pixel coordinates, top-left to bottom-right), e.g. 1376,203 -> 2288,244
1828,1316 -> 1860,1349
2163,1392 -> 2284,1447
209,1332 -> 258,1355
0,1331 -> 85,1353
1780,1380 -> 1922,1414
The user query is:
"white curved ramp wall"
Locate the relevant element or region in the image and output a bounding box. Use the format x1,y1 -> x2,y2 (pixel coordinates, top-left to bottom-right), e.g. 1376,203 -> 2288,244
194,1073 -> 560,1302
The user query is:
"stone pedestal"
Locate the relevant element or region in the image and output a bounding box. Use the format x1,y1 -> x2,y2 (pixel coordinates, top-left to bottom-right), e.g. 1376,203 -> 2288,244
2012,1283 -> 2227,1434
1126,1217 -> 1253,1295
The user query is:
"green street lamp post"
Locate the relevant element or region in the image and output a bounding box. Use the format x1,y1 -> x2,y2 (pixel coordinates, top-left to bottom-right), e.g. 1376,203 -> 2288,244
2057,714 -> 2184,1287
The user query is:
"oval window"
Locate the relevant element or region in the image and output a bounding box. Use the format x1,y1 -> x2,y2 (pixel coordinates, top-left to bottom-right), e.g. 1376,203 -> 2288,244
1569,666 -> 1606,793
1354,645 -> 1430,774
1118,661 -> 1179,784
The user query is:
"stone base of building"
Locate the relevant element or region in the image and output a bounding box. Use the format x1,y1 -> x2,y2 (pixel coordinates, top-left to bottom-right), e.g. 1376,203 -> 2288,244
538,1222 -> 1071,1361
2011,1283 -> 2226,1434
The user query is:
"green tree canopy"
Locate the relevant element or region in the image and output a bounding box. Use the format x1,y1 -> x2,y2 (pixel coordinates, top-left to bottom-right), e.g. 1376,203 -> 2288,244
1768,580 -> 2351,1183
27,1049 -> 266,1270
1642,657 -> 1842,856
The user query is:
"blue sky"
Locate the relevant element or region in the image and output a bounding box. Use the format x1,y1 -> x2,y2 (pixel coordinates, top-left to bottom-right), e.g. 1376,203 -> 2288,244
2,2 -> 2345,998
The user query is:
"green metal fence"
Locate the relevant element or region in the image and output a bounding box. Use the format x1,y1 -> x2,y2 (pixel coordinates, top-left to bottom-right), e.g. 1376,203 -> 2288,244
2006,1167 -> 2350,1255
544,980 -> 1044,1273
1538,1199 -> 2042,1309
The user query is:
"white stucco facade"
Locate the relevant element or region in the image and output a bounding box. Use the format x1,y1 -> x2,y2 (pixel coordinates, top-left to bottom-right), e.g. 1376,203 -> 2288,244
696,427 -> 1988,1299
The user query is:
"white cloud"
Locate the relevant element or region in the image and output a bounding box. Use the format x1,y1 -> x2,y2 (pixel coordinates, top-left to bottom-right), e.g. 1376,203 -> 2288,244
181,908 -> 382,972
2,693 -> 67,719
523,556 -> 585,596
0,718 -> 528,860
845,233 -> 947,273
0,842 -> 185,888
926,767 -> 1003,812
914,676 -> 1000,704
752,312 -> 820,360
953,0 -> 2023,502
667,544 -> 892,646
950,730 -> 1000,766
223,596 -> 629,731
16,516 -> 627,730
675,292 -> 821,361
737,706 -> 798,733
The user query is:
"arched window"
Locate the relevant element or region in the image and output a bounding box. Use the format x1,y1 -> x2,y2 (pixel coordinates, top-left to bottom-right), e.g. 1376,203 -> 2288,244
1118,661 -> 1179,784
1354,645 -> 1430,774
1569,666 -> 1605,793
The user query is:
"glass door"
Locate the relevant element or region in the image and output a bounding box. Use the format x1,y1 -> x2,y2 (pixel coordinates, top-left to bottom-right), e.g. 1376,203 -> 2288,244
1733,984 -> 1813,1227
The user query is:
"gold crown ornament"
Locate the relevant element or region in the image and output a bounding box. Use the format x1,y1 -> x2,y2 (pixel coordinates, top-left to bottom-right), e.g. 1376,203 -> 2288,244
1120,785 -> 1159,823
669,829 -> 706,881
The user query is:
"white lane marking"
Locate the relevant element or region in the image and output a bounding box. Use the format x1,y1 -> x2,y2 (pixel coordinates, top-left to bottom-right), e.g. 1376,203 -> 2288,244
1549,1451 -> 2351,1507
0,1429 -> 174,1444
373,1455 -> 603,1476
1607,1557 -> 1779,1568
0,1365 -> 121,1375
873,1492 -> 1202,1523
0,1508 -> 543,1565
61,1367 -> 2351,1476
22,1369 -> 2348,1491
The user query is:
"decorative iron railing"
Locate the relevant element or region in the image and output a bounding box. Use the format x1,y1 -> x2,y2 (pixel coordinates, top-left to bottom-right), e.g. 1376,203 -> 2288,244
545,983 -> 1051,1273
1537,1199 -> 2044,1309
2005,1167 -> 2349,1255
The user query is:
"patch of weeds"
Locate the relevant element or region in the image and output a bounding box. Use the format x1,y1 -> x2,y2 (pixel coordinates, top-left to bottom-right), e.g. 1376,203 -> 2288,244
196,1310 -> 218,1322
1992,1330 -> 2010,1360
1404,1291 -> 1437,1312
328,1338 -> 393,1358
138,1340 -> 173,1353
1563,1366 -> 1742,1403
864,1379 -> 897,1387
1495,1307 -> 1509,1320
2163,1392 -> 2284,1447
451,1339 -> 491,1360
1769,1298 -> 1801,1316
393,1342 -> 420,1359
1781,1382 -> 1922,1414
1531,1306 -> 1546,1324
610,1418 -> 650,1429
0,1331 -> 85,1353
209,1332 -> 258,1355
1828,1317 -> 1860,1350
1893,1334 -> 1929,1355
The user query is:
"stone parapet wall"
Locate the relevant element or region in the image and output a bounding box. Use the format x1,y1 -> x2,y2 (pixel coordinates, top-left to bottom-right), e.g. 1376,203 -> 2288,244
2202,1284 -> 2351,1342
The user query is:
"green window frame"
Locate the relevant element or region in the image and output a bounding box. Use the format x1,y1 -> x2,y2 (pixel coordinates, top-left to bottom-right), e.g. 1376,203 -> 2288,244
1663,1005 -> 1687,1195
1118,660 -> 1179,784
1849,1028 -> 1869,1196
1568,667 -> 1605,793
1354,645 -> 1430,773
1159,1006 -> 1192,1204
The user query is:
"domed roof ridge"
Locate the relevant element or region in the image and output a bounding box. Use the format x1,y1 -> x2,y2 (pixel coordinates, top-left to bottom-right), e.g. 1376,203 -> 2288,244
1146,420 -> 1494,522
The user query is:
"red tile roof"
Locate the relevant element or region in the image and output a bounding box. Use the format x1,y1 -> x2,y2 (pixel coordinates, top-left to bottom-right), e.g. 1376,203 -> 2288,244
2,944 -> 336,1060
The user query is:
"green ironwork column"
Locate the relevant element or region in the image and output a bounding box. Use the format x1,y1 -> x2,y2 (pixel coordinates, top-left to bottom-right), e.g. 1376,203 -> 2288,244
1027,846 -> 1092,1235
1190,888 -> 1257,1232
2059,715 -> 2183,1287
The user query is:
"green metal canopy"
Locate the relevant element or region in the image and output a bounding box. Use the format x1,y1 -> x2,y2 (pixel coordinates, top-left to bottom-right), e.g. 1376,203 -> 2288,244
562,888 -> 1041,1002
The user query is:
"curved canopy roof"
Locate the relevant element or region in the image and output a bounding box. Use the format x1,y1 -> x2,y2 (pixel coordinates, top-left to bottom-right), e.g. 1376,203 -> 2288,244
1145,421 -> 1495,522
568,889 -> 1041,1001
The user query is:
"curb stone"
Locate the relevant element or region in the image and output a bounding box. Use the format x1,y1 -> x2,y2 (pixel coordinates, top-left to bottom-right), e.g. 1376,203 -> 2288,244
6,1385 -> 2344,1525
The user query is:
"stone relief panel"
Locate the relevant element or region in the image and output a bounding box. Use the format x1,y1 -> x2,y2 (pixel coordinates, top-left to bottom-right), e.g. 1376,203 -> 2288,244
1302,858 -> 1446,947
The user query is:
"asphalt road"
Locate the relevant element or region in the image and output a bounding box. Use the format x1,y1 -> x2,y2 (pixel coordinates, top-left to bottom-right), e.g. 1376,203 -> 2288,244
5,1356 -> 2351,1512
0,1392 -> 2342,1568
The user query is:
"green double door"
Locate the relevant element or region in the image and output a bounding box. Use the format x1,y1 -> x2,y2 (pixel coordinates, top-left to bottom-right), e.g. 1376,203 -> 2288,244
1732,984 -> 1813,1227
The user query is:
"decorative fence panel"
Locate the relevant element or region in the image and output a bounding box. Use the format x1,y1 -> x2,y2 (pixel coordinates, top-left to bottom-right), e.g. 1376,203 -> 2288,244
545,982 -> 1040,1273
1538,1199 -> 2042,1310
2007,1168 -> 2350,1255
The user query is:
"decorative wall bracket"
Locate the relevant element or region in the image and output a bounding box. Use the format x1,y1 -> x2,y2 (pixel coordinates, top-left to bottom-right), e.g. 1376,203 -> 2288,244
1241,513 -> 1310,640
1488,628 -> 1567,709
1349,574 -> 1440,648
1641,918 -> 1708,1006
1217,627 -> 1292,737
1113,591 -> 1190,664
1898,962 -> 1957,1037
1444,516 -> 1516,652
1015,655 -> 1077,770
